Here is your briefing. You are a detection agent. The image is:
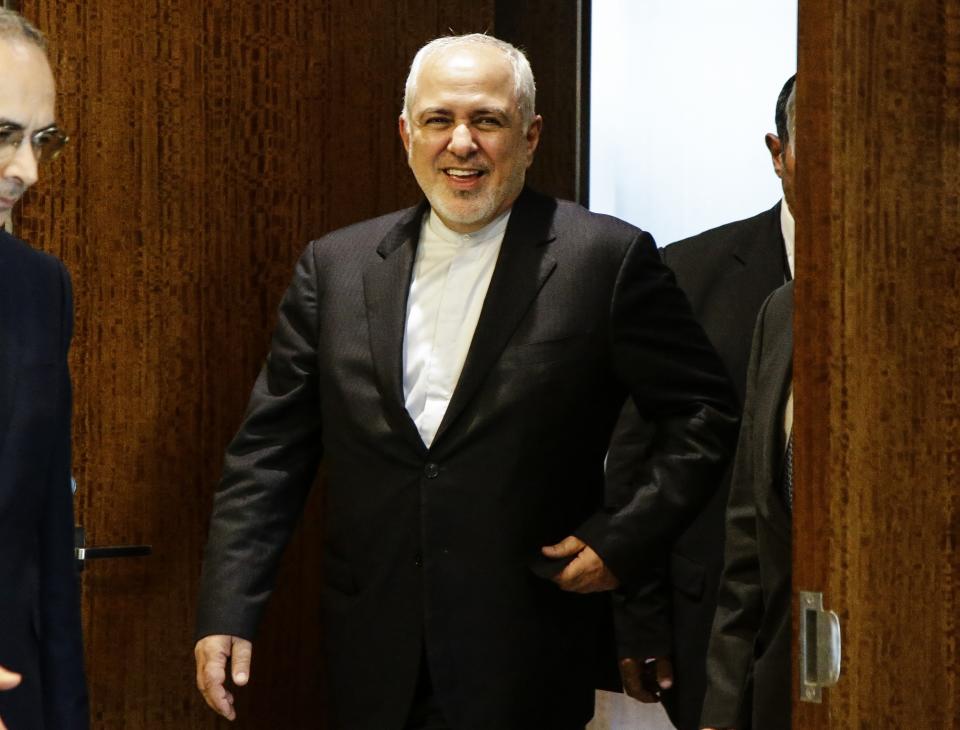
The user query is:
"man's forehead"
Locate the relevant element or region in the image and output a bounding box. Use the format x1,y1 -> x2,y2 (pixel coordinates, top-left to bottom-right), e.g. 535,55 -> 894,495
424,45 -> 512,77
412,46 -> 516,108
0,35 -> 47,66
0,37 -> 56,121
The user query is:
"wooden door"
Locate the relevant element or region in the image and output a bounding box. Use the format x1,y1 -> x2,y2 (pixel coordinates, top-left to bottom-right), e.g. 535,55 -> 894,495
14,2 -> 496,727
794,0 -> 960,725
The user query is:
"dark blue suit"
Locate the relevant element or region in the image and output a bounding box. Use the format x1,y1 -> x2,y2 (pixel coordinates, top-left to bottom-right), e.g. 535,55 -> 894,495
0,229 -> 88,729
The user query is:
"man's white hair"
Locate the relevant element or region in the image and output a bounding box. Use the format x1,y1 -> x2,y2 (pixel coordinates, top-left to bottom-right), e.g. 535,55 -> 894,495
0,8 -> 46,50
401,33 -> 536,129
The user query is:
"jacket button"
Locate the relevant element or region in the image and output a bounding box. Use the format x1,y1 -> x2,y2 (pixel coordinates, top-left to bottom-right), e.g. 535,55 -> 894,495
424,462 -> 440,479
414,553 -> 423,567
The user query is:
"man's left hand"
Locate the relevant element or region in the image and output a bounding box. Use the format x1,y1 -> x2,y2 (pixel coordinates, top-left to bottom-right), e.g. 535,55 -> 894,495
541,536 -> 620,592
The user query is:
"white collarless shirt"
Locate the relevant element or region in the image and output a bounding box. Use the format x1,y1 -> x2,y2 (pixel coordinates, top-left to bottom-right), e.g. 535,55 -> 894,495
402,209 -> 511,447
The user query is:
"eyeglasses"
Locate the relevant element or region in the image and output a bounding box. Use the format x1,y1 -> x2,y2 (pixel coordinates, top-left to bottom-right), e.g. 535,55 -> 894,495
0,122 -> 69,164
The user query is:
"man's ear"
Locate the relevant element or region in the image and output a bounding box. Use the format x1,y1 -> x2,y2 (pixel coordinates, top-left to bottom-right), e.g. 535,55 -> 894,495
765,132 -> 784,179
399,115 -> 411,155
525,114 -> 544,166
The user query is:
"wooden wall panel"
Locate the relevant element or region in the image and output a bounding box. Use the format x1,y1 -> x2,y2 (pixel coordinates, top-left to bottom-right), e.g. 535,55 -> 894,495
794,0 -> 960,726
496,0 -> 589,204
14,2 -> 494,727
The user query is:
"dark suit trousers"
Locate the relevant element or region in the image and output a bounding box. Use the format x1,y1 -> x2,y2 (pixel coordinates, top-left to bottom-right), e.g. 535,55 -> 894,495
403,649 -> 588,730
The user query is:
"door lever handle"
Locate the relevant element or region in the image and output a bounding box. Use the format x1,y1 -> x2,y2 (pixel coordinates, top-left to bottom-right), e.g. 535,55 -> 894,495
74,526 -> 152,571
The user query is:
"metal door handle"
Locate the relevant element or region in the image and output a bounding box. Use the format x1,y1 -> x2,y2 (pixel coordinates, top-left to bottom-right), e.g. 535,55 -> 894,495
799,590 -> 842,702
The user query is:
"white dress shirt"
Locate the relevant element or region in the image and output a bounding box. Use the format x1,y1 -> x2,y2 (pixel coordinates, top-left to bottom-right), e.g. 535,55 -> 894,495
780,197 -> 795,280
781,198 -> 795,448
402,209 -> 511,447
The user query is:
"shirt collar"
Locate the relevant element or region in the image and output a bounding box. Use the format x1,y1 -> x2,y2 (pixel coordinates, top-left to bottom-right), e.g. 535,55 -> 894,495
425,207 -> 512,247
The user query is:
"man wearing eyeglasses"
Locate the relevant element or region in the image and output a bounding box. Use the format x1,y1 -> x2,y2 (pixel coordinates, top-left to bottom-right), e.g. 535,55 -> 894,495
0,9 -> 87,730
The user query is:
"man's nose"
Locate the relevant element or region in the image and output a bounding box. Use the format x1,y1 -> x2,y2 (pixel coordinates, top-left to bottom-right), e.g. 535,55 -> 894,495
447,123 -> 477,157
3,140 -> 39,189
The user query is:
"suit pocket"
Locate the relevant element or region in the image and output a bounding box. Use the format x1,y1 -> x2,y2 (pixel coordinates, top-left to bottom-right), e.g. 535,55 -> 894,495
323,550 -> 359,596
669,552 -> 705,601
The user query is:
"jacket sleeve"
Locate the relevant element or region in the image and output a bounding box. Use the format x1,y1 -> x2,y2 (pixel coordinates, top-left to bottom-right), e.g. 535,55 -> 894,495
699,297 -> 772,729
611,576 -> 673,659
196,243 -> 325,640
40,262 -> 90,729
603,402 -> 673,658
576,232 -> 740,586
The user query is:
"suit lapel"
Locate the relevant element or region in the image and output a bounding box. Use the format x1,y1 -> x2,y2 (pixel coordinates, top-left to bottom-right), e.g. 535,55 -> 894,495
431,190 -> 558,448
756,286 -> 794,530
726,204 -> 789,402
731,202 -> 785,273
363,202 -> 430,454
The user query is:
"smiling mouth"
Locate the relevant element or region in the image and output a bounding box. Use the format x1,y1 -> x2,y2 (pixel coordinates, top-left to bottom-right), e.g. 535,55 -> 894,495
443,168 -> 486,180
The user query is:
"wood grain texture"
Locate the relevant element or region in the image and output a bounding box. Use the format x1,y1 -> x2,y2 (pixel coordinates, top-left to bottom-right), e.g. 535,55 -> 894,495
496,0 -> 589,204
795,0 -> 960,726
14,2 -> 494,727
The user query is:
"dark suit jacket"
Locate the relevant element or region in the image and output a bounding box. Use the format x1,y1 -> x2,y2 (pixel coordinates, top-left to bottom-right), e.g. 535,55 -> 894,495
604,204 -> 787,730
196,188 -> 739,730
0,229 -> 89,730
700,282 -> 793,730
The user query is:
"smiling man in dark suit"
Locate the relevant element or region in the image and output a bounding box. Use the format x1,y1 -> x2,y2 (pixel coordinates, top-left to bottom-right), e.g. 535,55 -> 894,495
0,9 -> 88,730
194,33 -> 739,730
609,75 -> 796,730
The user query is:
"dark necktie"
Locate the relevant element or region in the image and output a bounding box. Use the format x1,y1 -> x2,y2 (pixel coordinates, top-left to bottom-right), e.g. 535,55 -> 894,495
783,430 -> 794,510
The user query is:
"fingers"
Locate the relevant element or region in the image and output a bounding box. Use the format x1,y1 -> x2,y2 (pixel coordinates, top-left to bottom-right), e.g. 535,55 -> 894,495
0,670 -> 21,730
541,535 -> 585,558
655,656 -> 674,691
553,546 -> 620,593
619,657 -> 659,702
195,635 -> 242,721
231,638 -> 253,686
554,551 -> 589,591
620,656 -> 675,704
0,665 -> 21,691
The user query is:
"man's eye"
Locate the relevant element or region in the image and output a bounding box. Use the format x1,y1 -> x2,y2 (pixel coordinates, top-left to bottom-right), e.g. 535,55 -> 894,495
424,117 -> 450,126
0,126 -> 22,145
475,118 -> 503,128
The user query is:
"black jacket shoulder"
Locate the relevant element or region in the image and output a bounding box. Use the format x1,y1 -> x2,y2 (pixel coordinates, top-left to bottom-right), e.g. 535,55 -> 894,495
0,228 -> 68,282
662,202 -> 782,273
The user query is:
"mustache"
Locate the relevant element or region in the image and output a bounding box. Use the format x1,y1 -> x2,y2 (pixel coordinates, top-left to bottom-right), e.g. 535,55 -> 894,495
439,161 -> 490,173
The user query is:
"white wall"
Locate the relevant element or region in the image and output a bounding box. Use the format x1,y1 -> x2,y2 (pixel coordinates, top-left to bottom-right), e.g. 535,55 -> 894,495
590,0 -> 797,246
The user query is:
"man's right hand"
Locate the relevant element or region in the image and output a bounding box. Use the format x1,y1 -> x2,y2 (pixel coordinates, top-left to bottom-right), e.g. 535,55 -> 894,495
194,635 -> 253,721
0,665 -> 22,730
